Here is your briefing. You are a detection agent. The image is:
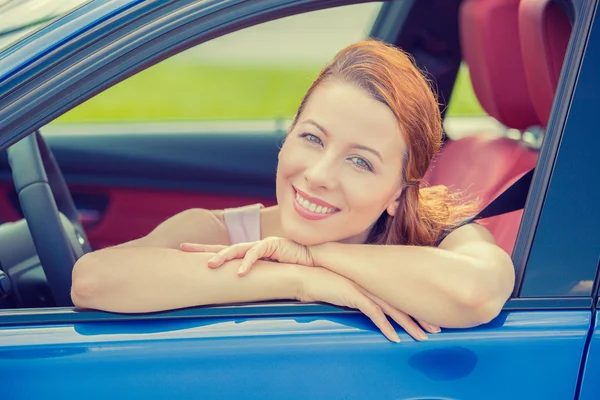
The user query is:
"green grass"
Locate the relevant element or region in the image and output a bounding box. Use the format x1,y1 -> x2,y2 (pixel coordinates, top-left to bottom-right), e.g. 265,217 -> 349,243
55,62 -> 484,123
446,65 -> 486,116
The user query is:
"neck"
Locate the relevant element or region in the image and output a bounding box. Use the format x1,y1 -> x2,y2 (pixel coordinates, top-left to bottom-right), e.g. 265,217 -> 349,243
259,205 -> 286,239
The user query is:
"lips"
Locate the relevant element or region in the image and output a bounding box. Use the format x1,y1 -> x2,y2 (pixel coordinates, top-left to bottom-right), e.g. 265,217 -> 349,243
292,186 -> 340,221
294,187 -> 339,210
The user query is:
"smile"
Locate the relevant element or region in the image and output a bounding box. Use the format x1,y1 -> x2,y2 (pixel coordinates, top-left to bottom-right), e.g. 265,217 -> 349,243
292,187 -> 340,221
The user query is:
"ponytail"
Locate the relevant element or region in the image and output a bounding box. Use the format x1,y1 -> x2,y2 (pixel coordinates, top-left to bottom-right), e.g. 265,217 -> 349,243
367,185 -> 479,247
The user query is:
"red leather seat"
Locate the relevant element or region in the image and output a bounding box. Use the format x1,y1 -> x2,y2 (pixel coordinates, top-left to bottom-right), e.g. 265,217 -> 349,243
519,0 -> 572,126
426,0 -> 540,254
483,0 -> 572,253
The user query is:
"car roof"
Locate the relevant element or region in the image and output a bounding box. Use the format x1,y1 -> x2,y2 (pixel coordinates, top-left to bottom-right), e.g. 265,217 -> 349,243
0,0 -> 143,84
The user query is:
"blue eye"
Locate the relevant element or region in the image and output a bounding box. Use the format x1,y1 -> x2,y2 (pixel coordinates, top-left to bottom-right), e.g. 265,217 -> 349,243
350,156 -> 373,171
300,133 -> 323,146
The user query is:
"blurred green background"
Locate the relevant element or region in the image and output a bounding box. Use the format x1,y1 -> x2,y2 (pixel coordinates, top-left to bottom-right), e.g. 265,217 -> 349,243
54,3 -> 484,124
56,63 -> 483,123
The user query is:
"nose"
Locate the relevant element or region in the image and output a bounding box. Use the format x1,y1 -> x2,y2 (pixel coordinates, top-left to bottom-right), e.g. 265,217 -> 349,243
303,152 -> 340,191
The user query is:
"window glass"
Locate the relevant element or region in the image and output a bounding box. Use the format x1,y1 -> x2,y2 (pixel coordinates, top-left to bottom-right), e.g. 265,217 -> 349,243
55,2 -> 383,124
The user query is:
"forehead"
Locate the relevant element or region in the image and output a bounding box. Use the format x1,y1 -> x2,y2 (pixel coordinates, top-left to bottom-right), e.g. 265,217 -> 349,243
299,81 -> 406,160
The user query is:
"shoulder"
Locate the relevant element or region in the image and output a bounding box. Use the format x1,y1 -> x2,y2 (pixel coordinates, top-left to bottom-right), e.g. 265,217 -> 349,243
438,222 -> 514,280
120,208 -> 230,249
437,222 -> 497,251
211,208 -> 226,226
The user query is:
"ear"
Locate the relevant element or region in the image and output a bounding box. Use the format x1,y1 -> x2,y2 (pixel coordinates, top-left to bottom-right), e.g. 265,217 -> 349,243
386,187 -> 404,217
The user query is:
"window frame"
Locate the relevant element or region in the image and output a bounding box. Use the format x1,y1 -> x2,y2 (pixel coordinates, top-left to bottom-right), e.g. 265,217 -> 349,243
514,0 -> 600,298
0,0 -> 596,324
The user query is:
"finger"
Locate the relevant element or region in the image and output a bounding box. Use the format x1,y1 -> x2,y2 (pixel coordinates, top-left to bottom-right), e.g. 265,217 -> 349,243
417,319 -> 441,334
380,301 -> 428,342
362,291 -> 428,342
207,243 -> 254,268
353,296 -> 400,343
237,243 -> 268,277
180,243 -> 226,253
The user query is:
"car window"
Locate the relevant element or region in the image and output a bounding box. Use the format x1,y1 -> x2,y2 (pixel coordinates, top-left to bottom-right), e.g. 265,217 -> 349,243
53,2 -> 384,124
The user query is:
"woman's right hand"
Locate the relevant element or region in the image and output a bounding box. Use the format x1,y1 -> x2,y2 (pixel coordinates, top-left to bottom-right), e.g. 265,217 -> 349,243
297,267 -> 438,342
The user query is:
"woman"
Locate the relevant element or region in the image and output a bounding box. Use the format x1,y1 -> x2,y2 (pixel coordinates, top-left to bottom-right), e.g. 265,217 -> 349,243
71,40 -> 515,342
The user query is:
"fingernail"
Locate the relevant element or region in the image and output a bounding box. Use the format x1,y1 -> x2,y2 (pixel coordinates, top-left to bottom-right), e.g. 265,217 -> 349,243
237,266 -> 245,275
392,335 -> 400,343
425,323 -> 441,333
208,256 -> 216,263
419,332 -> 428,341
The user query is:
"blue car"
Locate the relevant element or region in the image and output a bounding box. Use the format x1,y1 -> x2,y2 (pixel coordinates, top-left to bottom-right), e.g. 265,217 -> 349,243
0,0 -> 598,398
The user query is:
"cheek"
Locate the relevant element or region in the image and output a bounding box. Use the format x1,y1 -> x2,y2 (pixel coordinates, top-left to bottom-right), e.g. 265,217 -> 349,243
277,141 -> 310,180
341,175 -> 398,214
276,142 -> 305,199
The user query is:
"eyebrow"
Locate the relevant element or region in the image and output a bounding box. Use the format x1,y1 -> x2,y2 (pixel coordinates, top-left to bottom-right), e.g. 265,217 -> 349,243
304,119 -> 384,162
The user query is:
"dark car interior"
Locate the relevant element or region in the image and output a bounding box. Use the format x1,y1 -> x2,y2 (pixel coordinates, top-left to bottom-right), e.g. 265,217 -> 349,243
0,0 -> 573,310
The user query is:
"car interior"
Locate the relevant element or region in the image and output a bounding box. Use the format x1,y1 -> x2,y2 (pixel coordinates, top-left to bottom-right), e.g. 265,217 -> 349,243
0,0 -> 573,310
425,0 -> 571,255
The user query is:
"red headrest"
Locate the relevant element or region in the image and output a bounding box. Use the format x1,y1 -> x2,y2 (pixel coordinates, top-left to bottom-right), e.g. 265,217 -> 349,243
460,0 -> 540,130
519,0 -> 571,126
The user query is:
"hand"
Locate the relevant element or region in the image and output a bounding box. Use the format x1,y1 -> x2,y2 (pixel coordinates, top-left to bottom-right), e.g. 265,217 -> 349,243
298,267 -> 440,342
180,237 -> 314,276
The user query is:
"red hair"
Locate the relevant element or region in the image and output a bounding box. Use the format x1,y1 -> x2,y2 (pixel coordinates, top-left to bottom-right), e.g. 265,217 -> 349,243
291,40 -> 477,246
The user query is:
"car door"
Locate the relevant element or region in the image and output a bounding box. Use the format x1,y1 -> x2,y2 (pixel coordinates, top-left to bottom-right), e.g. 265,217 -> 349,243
0,0 -> 598,399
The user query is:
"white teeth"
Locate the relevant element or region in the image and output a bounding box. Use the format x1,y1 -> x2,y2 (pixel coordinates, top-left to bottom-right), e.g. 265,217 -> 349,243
295,190 -> 337,214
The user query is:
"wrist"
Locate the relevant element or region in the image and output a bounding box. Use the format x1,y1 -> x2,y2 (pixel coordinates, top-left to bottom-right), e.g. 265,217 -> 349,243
280,263 -> 306,301
308,242 -> 333,268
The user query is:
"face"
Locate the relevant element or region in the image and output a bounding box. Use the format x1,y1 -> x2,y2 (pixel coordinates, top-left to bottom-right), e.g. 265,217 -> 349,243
276,80 -> 408,246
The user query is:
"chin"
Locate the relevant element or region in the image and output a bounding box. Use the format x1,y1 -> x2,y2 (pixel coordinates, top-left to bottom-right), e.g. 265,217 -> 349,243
282,225 -> 330,246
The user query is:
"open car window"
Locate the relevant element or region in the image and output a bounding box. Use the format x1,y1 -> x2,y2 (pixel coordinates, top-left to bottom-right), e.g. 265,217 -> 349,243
53,2 -> 383,124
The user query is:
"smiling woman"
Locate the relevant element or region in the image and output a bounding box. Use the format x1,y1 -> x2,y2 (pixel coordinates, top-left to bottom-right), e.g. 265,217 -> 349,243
72,40 -> 515,343
276,42 -> 480,247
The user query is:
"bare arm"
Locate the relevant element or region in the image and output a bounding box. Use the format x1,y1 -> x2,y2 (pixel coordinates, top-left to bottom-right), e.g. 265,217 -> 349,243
72,207 -> 279,312
310,224 -> 515,328
71,208 -> 438,341
73,207 -> 301,312
71,248 -> 301,313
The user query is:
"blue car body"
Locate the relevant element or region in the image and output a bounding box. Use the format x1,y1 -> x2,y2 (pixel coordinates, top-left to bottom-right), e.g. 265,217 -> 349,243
0,0 -> 598,398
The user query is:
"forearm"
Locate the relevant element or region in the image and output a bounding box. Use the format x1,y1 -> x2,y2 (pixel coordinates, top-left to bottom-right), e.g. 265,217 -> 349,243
310,242 -> 512,327
71,247 -> 301,313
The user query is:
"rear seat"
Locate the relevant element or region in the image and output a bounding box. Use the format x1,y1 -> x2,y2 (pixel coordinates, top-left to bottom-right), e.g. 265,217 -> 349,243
426,0 -> 540,254
483,0 -> 572,253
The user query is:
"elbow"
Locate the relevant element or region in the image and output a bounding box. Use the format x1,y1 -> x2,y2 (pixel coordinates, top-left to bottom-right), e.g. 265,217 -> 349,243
456,259 -> 515,328
459,292 -> 507,327
71,252 -> 105,309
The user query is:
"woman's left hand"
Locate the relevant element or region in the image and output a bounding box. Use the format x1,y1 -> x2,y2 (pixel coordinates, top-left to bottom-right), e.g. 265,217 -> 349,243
180,237 -> 315,276
180,239 -> 442,339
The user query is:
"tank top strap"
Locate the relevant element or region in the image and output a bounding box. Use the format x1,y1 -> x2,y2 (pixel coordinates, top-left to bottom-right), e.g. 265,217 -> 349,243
223,203 -> 264,245
435,215 -> 477,247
